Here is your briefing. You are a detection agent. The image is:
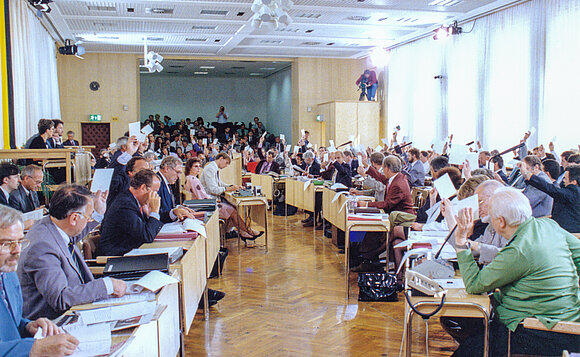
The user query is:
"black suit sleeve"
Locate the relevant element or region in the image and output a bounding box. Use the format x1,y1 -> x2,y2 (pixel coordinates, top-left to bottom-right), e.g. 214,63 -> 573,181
527,174 -> 574,203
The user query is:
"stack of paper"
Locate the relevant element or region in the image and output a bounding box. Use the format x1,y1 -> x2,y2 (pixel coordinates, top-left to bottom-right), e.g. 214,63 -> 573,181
125,247 -> 184,264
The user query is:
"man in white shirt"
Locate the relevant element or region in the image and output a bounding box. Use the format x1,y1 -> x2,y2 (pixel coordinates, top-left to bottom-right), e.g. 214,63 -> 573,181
419,151 -> 430,176
0,163 -> 19,206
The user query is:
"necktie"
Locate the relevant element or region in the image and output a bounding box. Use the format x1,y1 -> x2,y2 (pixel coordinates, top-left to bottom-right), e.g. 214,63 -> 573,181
0,274 -> 13,320
68,241 -> 85,284
28,192 -> 35,210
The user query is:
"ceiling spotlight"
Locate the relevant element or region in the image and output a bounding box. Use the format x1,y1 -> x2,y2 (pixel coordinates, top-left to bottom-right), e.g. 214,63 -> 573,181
250,0 -> 293,29
58,39 -> 85,59
433,21 -> 462,40
140,38 -> 164,73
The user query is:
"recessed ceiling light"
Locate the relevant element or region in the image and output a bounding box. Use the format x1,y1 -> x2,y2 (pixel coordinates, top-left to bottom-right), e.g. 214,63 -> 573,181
326,42 -> 335,46
194,72 -> 209,75
305,29 -> 314,33
170,65 -> 185,68
200,66 -> 215,69
296,13 -> 321,19
87,5 -> 116,11
200,9 -> 228,16
428,0 -> 463,6
302,41 -> 321,46
147,37 -> 164,41
231,66 -> 245,69
192,25 -> 217,30
260,67 -> 276,70
185,38 -> 207,42
236,12 -> 245,16
249,73 -> 262,76
346,15 -> 371,21
145,8 -> 174,14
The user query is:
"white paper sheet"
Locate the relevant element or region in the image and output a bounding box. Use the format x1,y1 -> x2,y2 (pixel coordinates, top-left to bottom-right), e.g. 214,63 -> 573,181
141,125 -> 153,135
448,145 -> 469,165
126,270 -> 179,294
190,129 -> 196,136
323,153 -> 329,162
109,143 -> 116,149
434,278 -> 465,289
303,180 -> 311,191
432,140 -> 445,154
329,140 -> 335,148
330,183 -> 347,190
76,301 -> 156,325
452,194 -> 479,219
349,135 -> 355,143
381,138 -> 389,145
22,208 -> 44,221
465,152 -> 479,171
433,173 -> 456,200
306,143 -> 313,148
213,138 -> 218,145
135,133 -> 146,143
92,291 -> 156,305
90,169 -> 114,193
202,138 -> 208,145
301,129 -> 305,137
332,191 -> 345,203
65,323 -> 112,357
128,122 -> 141,137
293,146 -> 300,154
327,147 -> 337,153
285,144 -> 291,152
529,127 -> 536,135
374,145 -> 383,152
182,218 -> 207,237
280,134 -> 285,141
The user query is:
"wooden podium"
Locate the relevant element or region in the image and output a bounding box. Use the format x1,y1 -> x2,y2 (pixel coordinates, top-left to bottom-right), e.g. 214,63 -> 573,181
317,100 -> 380,148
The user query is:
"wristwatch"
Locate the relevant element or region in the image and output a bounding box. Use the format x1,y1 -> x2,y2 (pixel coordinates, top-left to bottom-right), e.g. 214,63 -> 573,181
456,241 -> 471,250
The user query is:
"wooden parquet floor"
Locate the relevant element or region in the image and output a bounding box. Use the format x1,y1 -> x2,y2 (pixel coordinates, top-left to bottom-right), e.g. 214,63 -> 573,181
184,213 -> 458,357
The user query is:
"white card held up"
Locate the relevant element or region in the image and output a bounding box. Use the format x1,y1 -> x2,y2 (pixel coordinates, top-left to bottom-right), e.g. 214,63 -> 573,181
323,153 -> 329,162
293,146 -> 300,154
280,134 -> 285,141
452,194 -> 480,220
381,138 -> 389,145
306,143 -> 313,148
128,121 -> 141,137
465,152 -> 479,171
349,135 -> 355,142
109,143 -> 116,149
90,169 -> 114,193
433,140 -> 445,154
329,140 -> 335,148
448,145 -> 469,165
285,144 -> 291,152
202,138 -> 207,145
433,173 -> 456,200
190,129 -> 196,136
375,145 -> 383,152
261,131 -> 267,138
301,129 -> 306,137
135,133 -> 147,143
327,146 -> 337,153
141,125 -> 153,135
213,138 -> 218,145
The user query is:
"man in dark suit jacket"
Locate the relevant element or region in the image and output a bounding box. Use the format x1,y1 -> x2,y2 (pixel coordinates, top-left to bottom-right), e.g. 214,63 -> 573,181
9,165 -> 43,213
255,146 -> 281,175
331,151 -> 353,188
62,130 -> 80,146
343,151 -> 359,177
521,163 -> 580,233
302,151 -> 321,177
18,185 -> 127,320
0,205 -> 79,355
107,156 -> 149,207
0,163 -> 19,206
99,170 -> 165,256
156,156 -> 196,223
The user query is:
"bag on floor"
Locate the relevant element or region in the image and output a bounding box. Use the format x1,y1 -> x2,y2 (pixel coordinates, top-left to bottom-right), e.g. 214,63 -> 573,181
209,247 -> 228,279
357,272 -> 398,302
273,203 -> 297,216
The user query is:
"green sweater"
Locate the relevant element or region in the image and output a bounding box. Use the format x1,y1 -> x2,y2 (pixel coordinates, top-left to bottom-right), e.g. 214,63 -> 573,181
457,217 -> 580,331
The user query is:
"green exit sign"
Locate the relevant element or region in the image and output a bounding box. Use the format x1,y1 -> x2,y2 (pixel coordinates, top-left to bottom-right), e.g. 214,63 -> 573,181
89,114 -> 102,122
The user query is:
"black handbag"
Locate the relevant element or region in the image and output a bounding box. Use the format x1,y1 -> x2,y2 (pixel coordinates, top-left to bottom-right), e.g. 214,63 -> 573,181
357,272 -> 399,302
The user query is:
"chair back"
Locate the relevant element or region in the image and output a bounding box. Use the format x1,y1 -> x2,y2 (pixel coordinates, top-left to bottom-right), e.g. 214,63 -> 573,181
82,233 -> 100,260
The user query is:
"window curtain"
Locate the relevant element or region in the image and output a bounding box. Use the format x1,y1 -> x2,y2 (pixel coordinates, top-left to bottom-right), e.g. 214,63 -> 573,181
387,0 -> 580,152
9,0 -> 60,148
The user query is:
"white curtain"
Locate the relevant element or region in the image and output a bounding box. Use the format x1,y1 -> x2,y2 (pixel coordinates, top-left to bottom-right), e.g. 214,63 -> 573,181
10,0 -> 60,148
387,0 -> 580,153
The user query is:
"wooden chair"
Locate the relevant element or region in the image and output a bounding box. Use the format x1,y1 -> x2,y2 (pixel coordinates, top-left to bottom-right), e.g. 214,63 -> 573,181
507,318 -> 580,357
82,233 -> 101,260
573,233 -> 580,240
411,186 -> 431,209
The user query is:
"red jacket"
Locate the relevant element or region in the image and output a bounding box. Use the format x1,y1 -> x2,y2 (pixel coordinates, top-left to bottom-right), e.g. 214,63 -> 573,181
366,166 -> 414,214
356,71 -> 378,86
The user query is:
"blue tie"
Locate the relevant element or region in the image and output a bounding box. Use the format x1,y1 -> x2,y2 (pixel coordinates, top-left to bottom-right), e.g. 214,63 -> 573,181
68,242 -> 85,284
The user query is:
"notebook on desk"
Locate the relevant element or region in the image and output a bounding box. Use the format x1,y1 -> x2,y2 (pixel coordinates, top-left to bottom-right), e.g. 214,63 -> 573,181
103,254 -> 169,280
183,199 -> 216,211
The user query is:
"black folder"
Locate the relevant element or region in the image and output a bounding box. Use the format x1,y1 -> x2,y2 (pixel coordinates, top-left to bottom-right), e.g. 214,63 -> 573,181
183,198 -> 217,211
103,254 -> 170,280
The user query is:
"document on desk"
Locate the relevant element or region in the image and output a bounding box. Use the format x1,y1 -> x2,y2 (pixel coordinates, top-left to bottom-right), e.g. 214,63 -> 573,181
330,183 -> 347,190
303,180 -> 312,191
64,323 -> 112,357
92,291 -> 157,305
159,218 -> 206,237
125,247 -> 184,264
22,208 -> 44,221
433,173 -> 456,200
76,300 -> 157,325
90,168 -> 114,193
126,270 -> 180,294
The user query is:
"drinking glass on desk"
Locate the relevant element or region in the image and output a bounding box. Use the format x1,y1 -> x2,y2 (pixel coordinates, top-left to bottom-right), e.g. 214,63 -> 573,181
348,197 -> 358,213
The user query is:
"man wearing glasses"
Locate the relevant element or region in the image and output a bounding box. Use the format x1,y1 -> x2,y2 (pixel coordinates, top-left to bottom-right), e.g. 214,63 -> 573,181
9,165 -> 43,213
156,156 -> 196,223
0,205 -> 80,356
18,185 -> 127,320
98,170 -> 164,256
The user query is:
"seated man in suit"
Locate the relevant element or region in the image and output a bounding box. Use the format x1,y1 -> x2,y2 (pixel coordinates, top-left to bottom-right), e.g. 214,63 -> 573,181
256,137 -> 280,175
19,185 -> 127,320
108,136 -> 140,170
452,187 -> 580,356
99,170 -> 164,256
331,151 -> 353,188
519,155 -> 553,217
351,152 -> 385,201
62,130 -> 79,147
156,156 -> 196,223
0,163 -> 19,206
9,165 -> 43,213
520,163 -> 580,233
107,156 -> 149,207
354,155 -> 415,272
0,205 -> 80,356
406,148 -> 425,187
300,150 -> 322,227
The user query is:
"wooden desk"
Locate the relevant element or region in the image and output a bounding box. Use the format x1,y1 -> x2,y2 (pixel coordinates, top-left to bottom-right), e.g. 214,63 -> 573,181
405,287 -> 491,357
322,187 -> 349,232
0,148 -> 92,186
285,178 -> 319,213
141,234 -> 207,334
224,192 -> 268,253
66,281 -> 180,357
204,211 -> 220,278
219,153 -> 242,186
250,173 -> 281,202
345,219 -> 389,299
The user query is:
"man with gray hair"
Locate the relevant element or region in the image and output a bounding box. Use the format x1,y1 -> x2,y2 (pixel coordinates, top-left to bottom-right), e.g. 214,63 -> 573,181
452,187 -> 580,356
157,156 -> 196,223
9,165 -> 43,213
0,205 -> 80,355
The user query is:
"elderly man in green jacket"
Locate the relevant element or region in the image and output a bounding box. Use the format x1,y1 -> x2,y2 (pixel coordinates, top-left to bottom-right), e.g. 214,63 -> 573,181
452,187 -> 580,356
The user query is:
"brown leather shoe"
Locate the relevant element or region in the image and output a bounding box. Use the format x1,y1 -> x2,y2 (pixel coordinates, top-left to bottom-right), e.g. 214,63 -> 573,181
315,223 -> 323,230
301,217 -> 311,223
302,220 -> 314,227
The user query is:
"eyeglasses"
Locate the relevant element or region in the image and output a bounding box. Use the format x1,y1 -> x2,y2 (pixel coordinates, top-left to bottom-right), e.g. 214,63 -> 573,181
73,212 -> 94,222
0,239 -> 30,252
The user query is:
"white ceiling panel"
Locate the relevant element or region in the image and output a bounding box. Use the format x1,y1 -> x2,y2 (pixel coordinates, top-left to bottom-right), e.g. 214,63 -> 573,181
45,0 -> 526,59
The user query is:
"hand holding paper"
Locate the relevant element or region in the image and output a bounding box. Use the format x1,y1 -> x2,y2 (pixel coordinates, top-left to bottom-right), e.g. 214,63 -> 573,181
433,173 -> 456,200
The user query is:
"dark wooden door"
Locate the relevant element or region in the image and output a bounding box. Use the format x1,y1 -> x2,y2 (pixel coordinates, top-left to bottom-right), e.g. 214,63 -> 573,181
81,123 -> 110,157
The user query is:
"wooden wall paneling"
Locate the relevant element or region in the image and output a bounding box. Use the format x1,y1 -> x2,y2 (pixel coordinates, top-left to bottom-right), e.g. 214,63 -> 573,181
357,102 -> 381,148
